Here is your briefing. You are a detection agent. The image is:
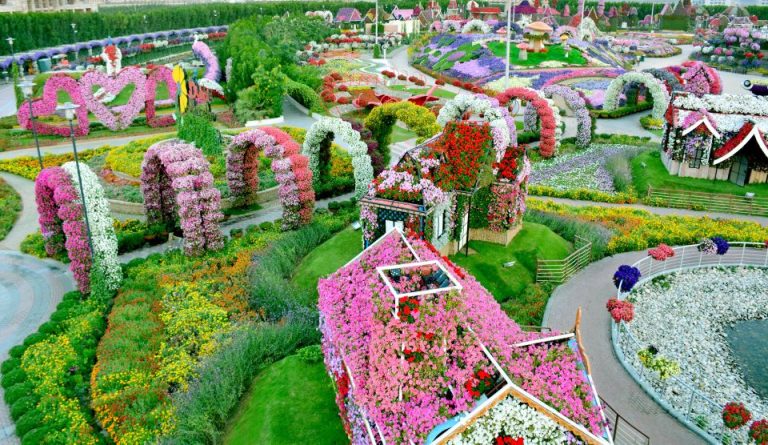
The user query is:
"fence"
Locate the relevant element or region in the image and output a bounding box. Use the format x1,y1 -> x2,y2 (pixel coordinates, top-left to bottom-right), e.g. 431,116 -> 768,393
613,242 -> 768,445
600,398 -> 650,445
646,186 -> 768,217
536,236 -> 592,283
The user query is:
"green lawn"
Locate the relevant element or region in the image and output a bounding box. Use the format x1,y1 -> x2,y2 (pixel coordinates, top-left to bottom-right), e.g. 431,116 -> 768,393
391,124 -> 418,143
632,150 -> 768,196
291,227 -> 362,303
449,222 -> 572,325
223,355 -> 347,445
487,42 -> 588,67
388,84 -> 457,99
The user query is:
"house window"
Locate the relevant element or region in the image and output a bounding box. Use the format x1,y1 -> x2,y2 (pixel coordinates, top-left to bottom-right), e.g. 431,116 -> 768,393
385,220 -> 404,233
689,146 -> 705,169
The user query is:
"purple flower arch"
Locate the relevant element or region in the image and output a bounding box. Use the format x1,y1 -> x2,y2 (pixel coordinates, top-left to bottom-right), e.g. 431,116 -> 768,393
226,128 -> 315,230
34,167 -> 93,292
541,85 -> 592,149
192,40 -> 221,82
140,140 -> 223,255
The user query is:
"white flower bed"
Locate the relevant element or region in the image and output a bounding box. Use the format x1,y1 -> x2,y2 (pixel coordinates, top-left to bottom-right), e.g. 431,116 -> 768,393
622,267 -> 768,432
449,395 -> 567,445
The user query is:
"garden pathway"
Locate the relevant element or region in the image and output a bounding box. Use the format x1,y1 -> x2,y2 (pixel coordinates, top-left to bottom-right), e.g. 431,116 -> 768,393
0,173 -> 38,251
543,250 -> 706,445
535,196 -> 768,226
0,251 -> 74,445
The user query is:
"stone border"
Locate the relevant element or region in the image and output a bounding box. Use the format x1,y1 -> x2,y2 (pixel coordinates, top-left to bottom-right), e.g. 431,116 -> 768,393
108,185 -> 279,215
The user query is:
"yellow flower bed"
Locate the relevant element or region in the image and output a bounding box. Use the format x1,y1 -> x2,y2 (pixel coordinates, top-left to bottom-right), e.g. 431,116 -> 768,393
528,199 -> 768,253
104,135 -> 171,178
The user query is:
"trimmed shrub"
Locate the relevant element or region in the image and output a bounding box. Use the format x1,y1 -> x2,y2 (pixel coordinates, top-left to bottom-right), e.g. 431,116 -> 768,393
3,382 -> 32,406
10,396 -> 38,421
284,77 -> 322,112
1,368 -> 27,389
14,409 -> 43,438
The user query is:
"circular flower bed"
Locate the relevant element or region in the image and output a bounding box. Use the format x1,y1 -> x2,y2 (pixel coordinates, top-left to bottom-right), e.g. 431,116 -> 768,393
617,267 -> 768,441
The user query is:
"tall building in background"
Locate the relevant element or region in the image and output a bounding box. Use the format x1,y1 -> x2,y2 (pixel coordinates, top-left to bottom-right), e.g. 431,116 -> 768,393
0,0 -> 98,13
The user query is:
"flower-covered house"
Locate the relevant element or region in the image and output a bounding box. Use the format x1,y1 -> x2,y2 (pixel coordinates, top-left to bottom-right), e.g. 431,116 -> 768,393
318,229 -> 614,444
662,91 -> 768,186
336,8 -> 364,25
360,120 -> 529,255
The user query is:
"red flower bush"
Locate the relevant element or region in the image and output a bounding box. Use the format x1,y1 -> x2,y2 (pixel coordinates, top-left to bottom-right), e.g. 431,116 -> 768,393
495,436 -> 524,445
750,419 -> 768,444
464,369 -> 494,399
723,402 -> 752,429
382,70 -> 396,78
337,96 -> 350,105
452,80 -> 461,87
331,72 -> 343,81
398,74 -> 407,81
435,79 -> 445,86
433,121 -> 493,191
648,243 -> 675,261
398,296 -> 420,323
606,298 -> 634,323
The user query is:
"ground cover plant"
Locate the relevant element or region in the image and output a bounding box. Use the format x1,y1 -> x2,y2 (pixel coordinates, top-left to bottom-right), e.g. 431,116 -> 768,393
0,177 -> 21,241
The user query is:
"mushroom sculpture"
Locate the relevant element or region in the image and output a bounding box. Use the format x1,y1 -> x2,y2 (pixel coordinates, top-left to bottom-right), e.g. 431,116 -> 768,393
524,21 -> 553,53
517,42 -> 529,61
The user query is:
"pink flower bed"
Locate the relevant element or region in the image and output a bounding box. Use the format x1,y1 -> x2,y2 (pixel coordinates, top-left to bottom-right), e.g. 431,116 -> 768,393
35,167 -> 92,292
226,128 -> 315,229
140,140 -> 223,255
319,231 -> 605,444
648,243 -> 675,261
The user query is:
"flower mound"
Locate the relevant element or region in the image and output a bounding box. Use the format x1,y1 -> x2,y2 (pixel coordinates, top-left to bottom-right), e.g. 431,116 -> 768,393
319,232 -> 605,444
226,128 -> 315,229
302,117 -> 373,199
140,139 -> 223,255
750,419 -> 768,444
723,402 -> 752,430
613,265 -> 641,292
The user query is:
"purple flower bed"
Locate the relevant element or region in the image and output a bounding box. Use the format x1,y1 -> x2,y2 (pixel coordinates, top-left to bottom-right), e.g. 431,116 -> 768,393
530,145 -> 630,192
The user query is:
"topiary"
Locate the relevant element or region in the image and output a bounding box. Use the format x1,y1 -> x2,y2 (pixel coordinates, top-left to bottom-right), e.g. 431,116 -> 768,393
21,426 -> 53,445
0,367 -> 27,389
0,357 -> 20,375
8,345 -> 26,359
14,409 -> 43,438
10,396 -> 38,421
37,321 -> 61,336
3,382 -> 33,406
297,344 -> 323,363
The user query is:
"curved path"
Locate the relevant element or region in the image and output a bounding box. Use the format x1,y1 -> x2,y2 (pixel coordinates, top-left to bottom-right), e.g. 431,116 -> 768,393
0,251 -> 74,445
0,173 -> 38,251
542,251 -> 706,445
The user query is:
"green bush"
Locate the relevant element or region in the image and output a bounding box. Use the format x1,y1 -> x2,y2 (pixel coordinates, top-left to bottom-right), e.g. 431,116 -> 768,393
297,344 -> 323,363
10,396 -> 38,421
22,332 -> 47,347
14,409 -> 43,438
0,178 -> 21,242
1,367 -> 26,389
177,111 -> 222,157
3,382 -> 32,406
284,77 -> 322,112
234,65 -> 285,122
37,321 -> 61,335
283,64 -> 323,91
20,426 -> 53,445
590,101 -> 653,118
0,357 -> 19,374
19,232 -> 48,259
8,345 -> 26,359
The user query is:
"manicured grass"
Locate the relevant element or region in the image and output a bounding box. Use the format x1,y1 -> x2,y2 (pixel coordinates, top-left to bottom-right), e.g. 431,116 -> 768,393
223,355 -> 347,445
449,222 -> 572,325
391,124 -> 418,143
388,84 -> 457,99
224,355 -> 349,445
291,226 -> 362,301
631,150 -> 768,196
487,42 -> 588,67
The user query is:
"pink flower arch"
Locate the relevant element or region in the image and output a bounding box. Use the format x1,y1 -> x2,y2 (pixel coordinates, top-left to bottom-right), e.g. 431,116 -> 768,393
145,66 -> 177,128
496,87 -> 559,158
226,128 -> 315,230
34,167 -> 92,292
140,140 -> 223,256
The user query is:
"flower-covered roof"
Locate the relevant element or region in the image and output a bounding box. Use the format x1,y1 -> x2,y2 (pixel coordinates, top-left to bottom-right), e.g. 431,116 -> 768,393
670,92 -> 768,134
318,230 -> 611,444
712,121 -> 768,164
336,8 -> 363,22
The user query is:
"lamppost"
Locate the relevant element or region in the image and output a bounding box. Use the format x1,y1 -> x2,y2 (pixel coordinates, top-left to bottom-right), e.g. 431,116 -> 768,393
213,10 -> 219,26
374,0 -> 379,47
143,15 -> 148,33
6,36 -> 15,72
56,102 -> 93,256
71,23 -> 78,44
18,79 -> 43,170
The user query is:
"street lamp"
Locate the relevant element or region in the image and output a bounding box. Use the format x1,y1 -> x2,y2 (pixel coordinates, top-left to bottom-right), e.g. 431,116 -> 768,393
213,10 -> 219,26
71,23 -> 78,44
6,36 -> 15,71
18,79 -> 43,170
56,102 -> 93,257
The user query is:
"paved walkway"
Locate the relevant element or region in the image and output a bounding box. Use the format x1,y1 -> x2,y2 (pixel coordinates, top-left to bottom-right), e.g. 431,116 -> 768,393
535,196 -> 768,226
0,251 -> 74,445
542,251 -> 705,445
0,174 -> 38,251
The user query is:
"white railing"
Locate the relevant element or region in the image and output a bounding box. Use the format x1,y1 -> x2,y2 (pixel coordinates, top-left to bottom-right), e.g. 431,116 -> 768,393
612,242 -> 768,445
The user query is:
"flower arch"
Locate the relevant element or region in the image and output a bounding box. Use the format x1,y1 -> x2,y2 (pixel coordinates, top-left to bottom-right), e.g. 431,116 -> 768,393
140,140 -> 223,255
553,25 -> 580,41
437,94 -> 516,161
643,68 -> 684,93
302,117 -> 374,199
462,19 -> 491,34
35,163 -> 121,293
18,74 -> 90,137
603,71 -> 670,120
542,85 -> 592,148
364,101 -> 442,163
145,66 -> 178,128
226,128 -> 315,230
496,88 -> 560,157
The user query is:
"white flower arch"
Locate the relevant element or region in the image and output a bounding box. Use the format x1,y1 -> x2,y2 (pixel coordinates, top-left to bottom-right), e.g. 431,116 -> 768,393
302,117 -> 374,199
462,19 -> 491,34
603,71 -> 670,120
61,161 -> 122,291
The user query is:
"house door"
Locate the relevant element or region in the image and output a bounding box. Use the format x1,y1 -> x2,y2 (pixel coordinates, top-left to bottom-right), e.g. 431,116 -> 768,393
458,211 -> 469,250
729,155 -> 750,186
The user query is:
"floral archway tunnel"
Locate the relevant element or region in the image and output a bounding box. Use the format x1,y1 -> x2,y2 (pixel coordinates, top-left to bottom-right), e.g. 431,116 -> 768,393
35,162 -> 122,293
302,117 -> 374,199
364,101 -> 442,166
226,128 -> 315,230
495,88 -> 560,157
603,71 -> 670,120
140,139 -> 223,256
522,85 -> 592,149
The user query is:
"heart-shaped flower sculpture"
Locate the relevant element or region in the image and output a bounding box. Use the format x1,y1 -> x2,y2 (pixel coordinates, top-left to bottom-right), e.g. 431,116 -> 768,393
80,67 -> 147,131
17,74 -> 90,137
145,66 -> 177,128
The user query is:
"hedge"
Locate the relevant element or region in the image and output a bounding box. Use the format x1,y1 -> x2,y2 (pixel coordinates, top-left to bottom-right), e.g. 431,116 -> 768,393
590,101 -> 653,119
285,78 -> 322,113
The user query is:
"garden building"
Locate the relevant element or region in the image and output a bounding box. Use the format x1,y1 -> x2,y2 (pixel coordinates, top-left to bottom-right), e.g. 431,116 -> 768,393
662,92 -> 768,186
336,8 -> 364,24
359,121 -> 529,256
318,229 -> 614,444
